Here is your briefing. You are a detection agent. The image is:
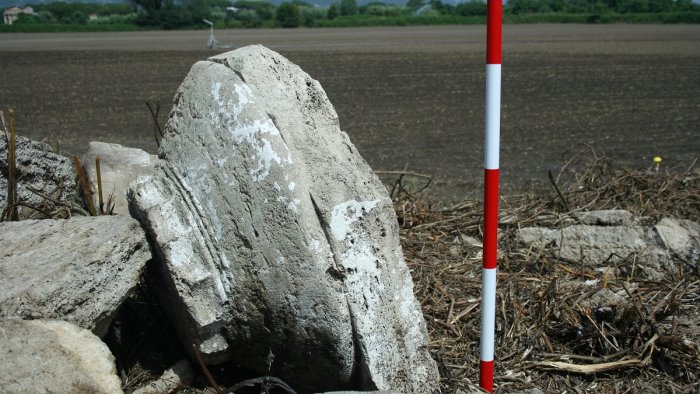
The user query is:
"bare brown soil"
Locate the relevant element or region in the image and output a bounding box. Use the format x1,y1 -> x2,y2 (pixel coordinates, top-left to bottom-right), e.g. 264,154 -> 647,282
1,25 -> 698,203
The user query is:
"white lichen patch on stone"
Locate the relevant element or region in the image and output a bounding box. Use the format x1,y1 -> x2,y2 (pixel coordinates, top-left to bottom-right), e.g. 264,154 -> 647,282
308,238 -> 322,254
209,80 -> 290,183
287,198 -> 301,212
330,199 -> 381,242
341,241 -> 382,280
307,237 -> 335,272
252,138 -> 281,182
211,82 -> 222,103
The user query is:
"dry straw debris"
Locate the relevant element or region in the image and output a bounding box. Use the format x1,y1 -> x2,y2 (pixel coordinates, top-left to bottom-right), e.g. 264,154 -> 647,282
392,149 -> 699,393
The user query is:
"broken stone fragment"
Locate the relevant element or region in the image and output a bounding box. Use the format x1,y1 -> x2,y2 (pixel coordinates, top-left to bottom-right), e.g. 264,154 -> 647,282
0,319 -> 123,393
517,222 -> 648,264
517,210 -> 700,279
0,215 -> 150,337
82,141 -> 157,215
133,360 -> 193,394
129,45 -> 438,393
0,135 -> 80,218
651,217 -> 700,264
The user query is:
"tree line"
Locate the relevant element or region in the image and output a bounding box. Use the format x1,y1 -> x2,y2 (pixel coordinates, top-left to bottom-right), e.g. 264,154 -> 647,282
7,0 -> 700,30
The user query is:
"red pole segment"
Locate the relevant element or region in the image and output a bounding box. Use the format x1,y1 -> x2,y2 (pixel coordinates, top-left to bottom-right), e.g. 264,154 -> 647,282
480,0 -> 502,392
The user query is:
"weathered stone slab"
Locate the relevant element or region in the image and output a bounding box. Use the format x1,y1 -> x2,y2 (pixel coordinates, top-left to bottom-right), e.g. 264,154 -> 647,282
517,210 -> 700,279
0,135 -> 79,218
0,216 -> 150,337
82,141 -> 157,215
129,45 -> 437,393
0,319 -> 123,393
518,222 -> 648,264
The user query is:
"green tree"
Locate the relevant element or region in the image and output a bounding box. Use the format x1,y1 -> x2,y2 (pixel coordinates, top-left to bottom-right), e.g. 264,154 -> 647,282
33,2 -> 98,22
299,5 -> 325,26
407,0 -> 424,10
235,9 -> 262,27
327,3 -> 339,18
131,0 -> 164,12
546,0 -> 569,12
183,0 -> 208,21
97,3 -> 135,16
234,1 -> 275,19
276,2 -> 300,27
455,0 -> 486,15
14,13 -> 44,24
339,0 -> 357,15
68,11 -> 88,24
506,0 -> 552,14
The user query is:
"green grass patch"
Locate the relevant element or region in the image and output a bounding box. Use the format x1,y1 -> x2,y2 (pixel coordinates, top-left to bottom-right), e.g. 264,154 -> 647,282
505,12 -> 700,24
315,14 -> 486,28
0,23 -> 141,33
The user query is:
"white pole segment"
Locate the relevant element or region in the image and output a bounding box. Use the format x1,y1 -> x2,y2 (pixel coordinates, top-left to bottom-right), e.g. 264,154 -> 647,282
485,64 -> 501,170
479,268 -> 497,361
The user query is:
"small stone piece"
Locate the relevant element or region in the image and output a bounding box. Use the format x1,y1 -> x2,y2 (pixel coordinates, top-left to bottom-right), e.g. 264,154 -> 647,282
129,45 -> 437,393
651,218 -> 700,262
0,216 -> 150,337
0,319 -> 123,393
0,135 -> 80,218
133,360 -> 193,394
318,391 -> 405,394
82,141 -> 157,215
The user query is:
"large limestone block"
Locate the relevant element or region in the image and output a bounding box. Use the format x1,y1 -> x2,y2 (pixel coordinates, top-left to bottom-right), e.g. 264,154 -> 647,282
0,216 -> 150,337
82,141 -> 157,215
129,45 -> 437,393
0,135 -> 80,218
0,319 -> 123,393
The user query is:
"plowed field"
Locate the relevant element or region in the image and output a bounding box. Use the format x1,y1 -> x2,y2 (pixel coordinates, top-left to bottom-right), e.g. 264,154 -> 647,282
1,25 -> 698,202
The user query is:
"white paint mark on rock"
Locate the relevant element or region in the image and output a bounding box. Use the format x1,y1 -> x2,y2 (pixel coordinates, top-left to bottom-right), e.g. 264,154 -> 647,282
341,241 -> 381,279
287,198 -> 301,212
308,239 -> 321,254
251,138 -> 281,182
330,199 -> 381,241
211,79 -> 285,183
211,82 -> 222,103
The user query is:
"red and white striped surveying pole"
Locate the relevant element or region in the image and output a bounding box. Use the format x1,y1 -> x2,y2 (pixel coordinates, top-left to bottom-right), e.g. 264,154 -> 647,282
480,0 -> 502,392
